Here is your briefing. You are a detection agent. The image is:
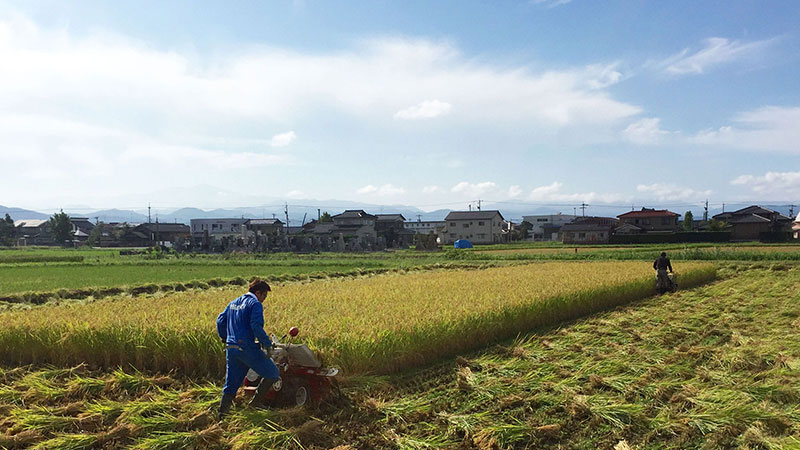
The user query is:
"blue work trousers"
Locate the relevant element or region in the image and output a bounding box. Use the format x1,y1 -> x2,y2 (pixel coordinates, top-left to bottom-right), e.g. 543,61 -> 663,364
223,345 -> 280,396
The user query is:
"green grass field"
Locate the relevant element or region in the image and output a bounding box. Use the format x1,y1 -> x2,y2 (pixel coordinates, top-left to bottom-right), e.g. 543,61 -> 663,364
0,263 -> 796,449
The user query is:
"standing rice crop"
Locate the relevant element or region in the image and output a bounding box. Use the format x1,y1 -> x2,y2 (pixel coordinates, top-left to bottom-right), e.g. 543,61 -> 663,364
0,261 -> 715,376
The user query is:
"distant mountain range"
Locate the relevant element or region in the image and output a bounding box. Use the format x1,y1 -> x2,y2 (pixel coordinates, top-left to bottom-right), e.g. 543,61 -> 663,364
2,202 -> 795,225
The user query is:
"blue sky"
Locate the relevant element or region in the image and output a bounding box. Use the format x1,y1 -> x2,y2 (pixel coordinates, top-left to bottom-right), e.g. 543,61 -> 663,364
1,0 -> 799,212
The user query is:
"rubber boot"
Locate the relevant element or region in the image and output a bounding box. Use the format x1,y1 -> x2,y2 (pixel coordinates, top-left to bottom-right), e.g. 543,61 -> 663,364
218,394 -> 235,421
248,378 -> 277,408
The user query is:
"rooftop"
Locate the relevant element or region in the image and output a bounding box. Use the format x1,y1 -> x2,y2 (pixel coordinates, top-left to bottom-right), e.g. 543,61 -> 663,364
445,210 -> 504,221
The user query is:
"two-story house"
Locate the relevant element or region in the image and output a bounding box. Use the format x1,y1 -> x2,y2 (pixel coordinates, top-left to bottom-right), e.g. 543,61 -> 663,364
617,208 -> 679,232
375,214 -> 414,247
713,205 -> 793,241
561,216 -> 619,244
441,210 -> 505,245
521,213 -> 578,241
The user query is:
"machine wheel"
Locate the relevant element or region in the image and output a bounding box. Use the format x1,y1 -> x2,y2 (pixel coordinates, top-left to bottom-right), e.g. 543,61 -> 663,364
278,378 -> 310,407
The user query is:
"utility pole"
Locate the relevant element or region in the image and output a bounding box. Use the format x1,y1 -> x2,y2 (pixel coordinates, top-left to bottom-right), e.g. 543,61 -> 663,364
284,203 -> 289,233
580,202 -> 588,217
318,209 -> 321,221
722,203 -> 725,213
417,214 -> 422,222
477,199 -> 482,211
148,203 -> 151,224
468,204 -> 472,211
703,199 -> 709,222
789,204 -> 796,218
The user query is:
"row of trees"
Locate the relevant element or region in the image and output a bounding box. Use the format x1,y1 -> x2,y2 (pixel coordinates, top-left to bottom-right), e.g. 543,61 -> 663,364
0,210 -> 75,247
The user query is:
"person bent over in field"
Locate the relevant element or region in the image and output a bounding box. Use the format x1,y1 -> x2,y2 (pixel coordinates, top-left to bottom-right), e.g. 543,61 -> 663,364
653,251 -> 674,292
216,279 -> 280,421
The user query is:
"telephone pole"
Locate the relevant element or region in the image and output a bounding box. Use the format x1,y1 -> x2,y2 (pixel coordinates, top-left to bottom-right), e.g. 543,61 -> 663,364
477,199 -> 482,211
703,199 -> 709,222
580,202 -> 588,217
284,203 -> 289,232
148,203 -> 151,224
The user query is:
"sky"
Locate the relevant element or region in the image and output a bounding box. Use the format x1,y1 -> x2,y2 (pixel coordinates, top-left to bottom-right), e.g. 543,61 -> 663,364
1,0 -> 799,213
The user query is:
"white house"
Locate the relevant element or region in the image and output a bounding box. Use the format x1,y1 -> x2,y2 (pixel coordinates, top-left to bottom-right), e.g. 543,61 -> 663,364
441,210 -> 506,245
521,213 -> 578,241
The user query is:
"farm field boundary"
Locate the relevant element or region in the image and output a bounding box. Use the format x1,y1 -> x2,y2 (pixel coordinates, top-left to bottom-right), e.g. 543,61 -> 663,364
0,262 -> 715,377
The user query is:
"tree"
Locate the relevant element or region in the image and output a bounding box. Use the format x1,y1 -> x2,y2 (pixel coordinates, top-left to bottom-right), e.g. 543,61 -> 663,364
707,219 -> 728,232
0,213 -> 15,246
682,211 -> 694,231
518,221 -> 533,240
319,212 -> 333,223
49,209 -> 74,246
88,222 -> 104,247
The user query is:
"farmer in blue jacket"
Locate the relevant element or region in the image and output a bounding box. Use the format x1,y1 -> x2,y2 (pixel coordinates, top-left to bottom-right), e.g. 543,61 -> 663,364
216,279 -> 280,420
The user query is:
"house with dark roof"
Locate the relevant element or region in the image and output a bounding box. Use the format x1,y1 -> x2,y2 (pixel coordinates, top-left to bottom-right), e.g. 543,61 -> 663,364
441,210 -> 506,245
133,222 -> 191,247
617,208 -> 679,232
713,205 -> 793,241
375,214 -> 414,247
244,218 -> 284,237
561,216 -> 619,244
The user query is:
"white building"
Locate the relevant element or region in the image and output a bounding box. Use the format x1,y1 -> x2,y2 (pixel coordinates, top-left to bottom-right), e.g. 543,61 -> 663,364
190,218 -> 248,240
441,210 -> 506,245
521,213 -> 578,241
404,220 -> 446,234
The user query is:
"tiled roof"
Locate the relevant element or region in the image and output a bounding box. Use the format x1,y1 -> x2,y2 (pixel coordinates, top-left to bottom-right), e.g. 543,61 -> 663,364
445,210 -> 504,221
618,208 -> 679,218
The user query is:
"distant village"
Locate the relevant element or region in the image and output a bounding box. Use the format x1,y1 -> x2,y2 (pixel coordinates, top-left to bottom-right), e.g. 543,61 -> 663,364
7,204 -> 800,252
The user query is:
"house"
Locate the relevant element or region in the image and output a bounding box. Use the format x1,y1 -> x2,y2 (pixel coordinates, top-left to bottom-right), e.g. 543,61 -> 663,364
375,214 -> 415,247
793,212 -> 800,239
404,220 -> 446,235
330,210 -> 377,240
190,218 -> 248,245
441,210 -> 506,245
617,208 -> 679,232
561,216 -> 619,244
713,205 -> 793,241
14,219 -> 51,245
521,213 -> 578,241
244,218 -> 284,237
133,222 -> 191,247
70,217 -> 95,243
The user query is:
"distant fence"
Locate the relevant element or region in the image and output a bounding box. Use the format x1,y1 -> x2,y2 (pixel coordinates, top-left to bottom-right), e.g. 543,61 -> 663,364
609,232 -> 731,245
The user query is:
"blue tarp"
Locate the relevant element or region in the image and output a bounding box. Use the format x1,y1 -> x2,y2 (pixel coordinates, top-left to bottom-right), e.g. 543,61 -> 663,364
454,239 -> 473,249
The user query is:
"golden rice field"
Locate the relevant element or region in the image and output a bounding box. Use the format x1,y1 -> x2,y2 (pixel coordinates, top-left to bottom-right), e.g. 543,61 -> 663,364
0,262 -> 715,377
475,245 -> 800,256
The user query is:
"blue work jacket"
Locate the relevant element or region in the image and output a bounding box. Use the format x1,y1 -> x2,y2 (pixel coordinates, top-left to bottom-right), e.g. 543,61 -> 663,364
216,292 -> 272,349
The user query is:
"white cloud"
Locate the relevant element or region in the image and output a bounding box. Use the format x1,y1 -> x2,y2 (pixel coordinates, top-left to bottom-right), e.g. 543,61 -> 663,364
357,184 -> 405,196
636,183 -> 712,202
394,100 -> 452,120
731,171 -> 800,198
270,131 -> 297,147
286,190 -> 305,199
451,181 -> 497,197
422,185 -> 442,194
623,117 -> 671,145
528,182 -> 625,203
508,185 -> 523,198
582,63 -> 624,90
690,106 -> 800,153
0,15 -> 640,130
655,37 -> 775,76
